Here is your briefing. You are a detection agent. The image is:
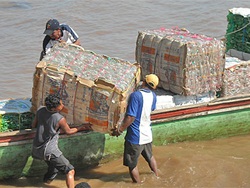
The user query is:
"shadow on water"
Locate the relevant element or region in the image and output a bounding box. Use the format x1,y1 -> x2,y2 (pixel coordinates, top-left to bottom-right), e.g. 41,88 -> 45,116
0,177 -> 58,188
0,167 -> 130,187
75,167 -> 130,183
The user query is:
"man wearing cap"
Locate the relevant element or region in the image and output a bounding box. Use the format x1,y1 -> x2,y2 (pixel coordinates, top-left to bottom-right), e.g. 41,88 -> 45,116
40,19 -> 81,60
111,74 -> 159,183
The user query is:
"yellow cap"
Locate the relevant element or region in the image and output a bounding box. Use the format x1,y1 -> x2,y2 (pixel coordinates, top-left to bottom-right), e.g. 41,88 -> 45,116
145,74 -> 159,89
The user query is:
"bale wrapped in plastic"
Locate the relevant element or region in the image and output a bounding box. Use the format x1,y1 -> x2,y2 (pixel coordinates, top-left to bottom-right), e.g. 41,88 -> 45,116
222,55 -> 250,97
31,43 -> 141,133
136,27 -> 225,96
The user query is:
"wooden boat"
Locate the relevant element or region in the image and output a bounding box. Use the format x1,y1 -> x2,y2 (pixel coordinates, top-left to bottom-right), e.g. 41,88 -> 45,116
1,94 -> 249,180
0,128 -> 104,179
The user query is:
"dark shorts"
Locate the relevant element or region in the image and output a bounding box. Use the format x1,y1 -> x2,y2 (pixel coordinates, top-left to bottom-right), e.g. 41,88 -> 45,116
123,141 -> 153,169
45,154 -> 74,175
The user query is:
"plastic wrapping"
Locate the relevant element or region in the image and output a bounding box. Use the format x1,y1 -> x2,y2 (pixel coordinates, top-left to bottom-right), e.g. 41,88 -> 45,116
136,27 -> 225,96
222,55 -> 250,96
32,43 -> 141,133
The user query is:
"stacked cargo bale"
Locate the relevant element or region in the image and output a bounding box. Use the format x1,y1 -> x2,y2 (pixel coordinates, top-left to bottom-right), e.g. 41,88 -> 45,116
31,43 -> 140,133
0,98 -> 34,132
222,55 -> 250,97
226,8 -> 250,53
136,27 -> 225,96
224,8 -> 250,97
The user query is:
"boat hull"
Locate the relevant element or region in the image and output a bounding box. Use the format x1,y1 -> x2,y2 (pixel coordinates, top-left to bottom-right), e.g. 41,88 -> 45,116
103,107 -> 250,158
0,131 -> 105,179
1,95 -> 250,180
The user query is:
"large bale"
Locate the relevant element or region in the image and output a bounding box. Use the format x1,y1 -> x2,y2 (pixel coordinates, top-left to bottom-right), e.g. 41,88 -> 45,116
136,27 -> 225,96
31,43 -> 140,133
226,8 -> 250,53
222,54 -> 250,97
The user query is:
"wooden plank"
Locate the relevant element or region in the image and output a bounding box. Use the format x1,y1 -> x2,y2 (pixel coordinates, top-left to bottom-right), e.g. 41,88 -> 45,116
0,124 -> 92,144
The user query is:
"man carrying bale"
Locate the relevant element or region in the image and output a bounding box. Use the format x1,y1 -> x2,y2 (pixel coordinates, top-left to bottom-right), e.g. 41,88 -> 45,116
111,74 -> 160,183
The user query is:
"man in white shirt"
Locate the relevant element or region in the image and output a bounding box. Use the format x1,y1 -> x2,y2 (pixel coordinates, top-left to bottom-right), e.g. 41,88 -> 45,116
112,74 -> 160,183
40,19 -> 81,60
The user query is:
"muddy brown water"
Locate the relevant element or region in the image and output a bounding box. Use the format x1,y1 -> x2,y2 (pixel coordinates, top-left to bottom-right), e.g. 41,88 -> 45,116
0,0 -> 250,187
1,134 -> 250,188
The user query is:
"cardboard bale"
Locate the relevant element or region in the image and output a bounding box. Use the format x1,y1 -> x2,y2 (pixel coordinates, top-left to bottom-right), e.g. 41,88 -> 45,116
222,55 -> 250,97
32,43 -> 140,133
136,27 -> 225,96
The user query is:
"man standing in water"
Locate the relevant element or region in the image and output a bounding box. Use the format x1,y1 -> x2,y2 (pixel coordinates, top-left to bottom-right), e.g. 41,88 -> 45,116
40,18 -> 81,60
111,74 -> 159,183
32,94 -> 89,188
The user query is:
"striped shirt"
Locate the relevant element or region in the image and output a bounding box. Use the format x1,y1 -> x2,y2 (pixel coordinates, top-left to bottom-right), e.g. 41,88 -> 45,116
42,23 -> 79,54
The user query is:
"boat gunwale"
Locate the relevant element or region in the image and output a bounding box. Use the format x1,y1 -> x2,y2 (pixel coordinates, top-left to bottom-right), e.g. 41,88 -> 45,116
0,124 -> 93,144
0,94 -> 250,144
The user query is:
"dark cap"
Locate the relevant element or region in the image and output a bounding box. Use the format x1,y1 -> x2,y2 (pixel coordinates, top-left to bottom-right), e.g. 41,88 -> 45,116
43,19 -> 60,35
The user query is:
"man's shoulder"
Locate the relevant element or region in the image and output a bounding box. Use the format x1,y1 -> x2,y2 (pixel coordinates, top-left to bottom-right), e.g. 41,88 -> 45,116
60,23 -> 72,31
130,90 -> 142,98
52,112 -> 64,118
37,106 -> 46,111
42,35 -> 52,51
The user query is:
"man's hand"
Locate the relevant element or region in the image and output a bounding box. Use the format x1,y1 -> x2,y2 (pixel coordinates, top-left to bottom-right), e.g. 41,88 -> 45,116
58,39 -> 66,43
74,124 -> 93,132
110,128 -> 122,137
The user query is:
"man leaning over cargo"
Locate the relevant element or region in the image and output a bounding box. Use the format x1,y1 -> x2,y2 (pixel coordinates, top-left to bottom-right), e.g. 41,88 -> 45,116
32,94 -> 89,188
111,74 -> 159,183
39,18 -> 81,60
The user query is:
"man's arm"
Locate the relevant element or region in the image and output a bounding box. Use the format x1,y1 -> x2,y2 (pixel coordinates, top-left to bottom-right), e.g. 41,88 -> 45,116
31,116 -> 38,129
73,39 -> 81,46
39,35 -> 52,60
118,115 -> 135,133
58,117 -> 90,135
111,115 -> 135,136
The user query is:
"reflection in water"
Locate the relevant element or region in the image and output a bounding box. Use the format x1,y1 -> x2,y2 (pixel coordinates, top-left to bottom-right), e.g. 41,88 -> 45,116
1,134 -> 250,187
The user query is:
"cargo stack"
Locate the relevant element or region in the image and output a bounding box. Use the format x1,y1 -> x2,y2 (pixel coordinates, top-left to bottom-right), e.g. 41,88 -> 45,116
222,8 -> 250,97
31,43 -> 141,133
0,98 -> 33,132
226,8 -> 250,53
136,27 -> 225,96
222,56 -> 250,97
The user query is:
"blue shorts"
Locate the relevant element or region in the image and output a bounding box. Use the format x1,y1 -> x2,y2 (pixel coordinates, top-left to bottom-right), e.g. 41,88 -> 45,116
123,141 -> 152,169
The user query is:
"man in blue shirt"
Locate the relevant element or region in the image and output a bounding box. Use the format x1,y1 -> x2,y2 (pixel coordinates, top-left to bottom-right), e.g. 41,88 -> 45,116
40,19 -> 81,60
112,74 -> 159,183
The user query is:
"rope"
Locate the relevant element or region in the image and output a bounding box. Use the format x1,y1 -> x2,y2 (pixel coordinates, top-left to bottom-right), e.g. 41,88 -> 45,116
215,18 -> 250,39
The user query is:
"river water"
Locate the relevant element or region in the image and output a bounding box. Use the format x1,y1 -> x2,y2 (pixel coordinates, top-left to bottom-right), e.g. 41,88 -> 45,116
0,0 -> 250,187
1,134 -> 250,188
